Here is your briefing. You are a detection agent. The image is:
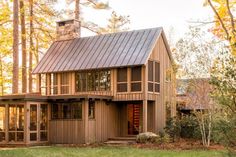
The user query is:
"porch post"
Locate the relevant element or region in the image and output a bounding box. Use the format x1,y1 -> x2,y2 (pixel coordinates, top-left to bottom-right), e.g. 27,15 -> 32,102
143,100 -> 148,132
84,99 -> 89,144
5,104 -> 9,143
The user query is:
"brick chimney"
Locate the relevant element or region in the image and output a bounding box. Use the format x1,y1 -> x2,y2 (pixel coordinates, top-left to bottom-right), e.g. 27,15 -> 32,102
56,19 -> 80,41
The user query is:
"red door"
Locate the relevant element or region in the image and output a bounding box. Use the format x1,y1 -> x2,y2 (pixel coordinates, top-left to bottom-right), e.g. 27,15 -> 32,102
127,104 -> 140,135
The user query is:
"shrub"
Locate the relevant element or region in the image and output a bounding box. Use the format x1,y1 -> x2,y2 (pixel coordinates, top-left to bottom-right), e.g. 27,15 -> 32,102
165,117 -> 181,142
179,115 -> 201,139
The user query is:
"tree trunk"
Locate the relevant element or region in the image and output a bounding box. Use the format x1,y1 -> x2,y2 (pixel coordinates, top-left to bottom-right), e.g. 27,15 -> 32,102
75,0 -> 80,20
29,0 -> 34,93
20,0 -> 27,93
0,53 -> 3,95
12,0 -> 19,94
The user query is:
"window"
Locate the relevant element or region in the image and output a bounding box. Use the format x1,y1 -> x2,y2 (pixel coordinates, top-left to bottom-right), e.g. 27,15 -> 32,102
50,73 -> 58,95
148,60 -> 160,93
87,72 -> 95,91
89,100 -> 95,119
154,62 -> 160,92
8,104 -> 24,142
40,74 -> 47,95
100,70 -> 111,91
51,102 -> 82,120
61,73 -> 69,94
148,61 -> 154,92
75,70 -> 111,92
165,69 -> 171,82
76,72 -> 87,92
117,68 -> 127,92
40,104 -> 48,141
131,66 -> 142,91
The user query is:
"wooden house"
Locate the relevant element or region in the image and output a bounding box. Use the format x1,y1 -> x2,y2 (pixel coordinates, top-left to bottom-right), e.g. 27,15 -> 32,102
176,78 -> 214,116
0,19 -> 175,145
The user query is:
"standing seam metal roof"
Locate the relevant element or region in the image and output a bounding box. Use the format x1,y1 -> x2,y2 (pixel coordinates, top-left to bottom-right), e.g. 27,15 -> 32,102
33,27 -> 164,74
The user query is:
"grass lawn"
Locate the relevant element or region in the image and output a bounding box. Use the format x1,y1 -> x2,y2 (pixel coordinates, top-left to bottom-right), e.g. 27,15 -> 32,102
0,146 -> 229,157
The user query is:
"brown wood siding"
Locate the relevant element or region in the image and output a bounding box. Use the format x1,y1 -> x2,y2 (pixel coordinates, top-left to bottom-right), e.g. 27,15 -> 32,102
49,120 -> 84,144
94,101 -> 119,142
147,34 -> 176,132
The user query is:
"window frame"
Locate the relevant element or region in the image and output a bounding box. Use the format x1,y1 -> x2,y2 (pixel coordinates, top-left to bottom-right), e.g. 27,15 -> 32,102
117,68 -> 128,92
148,60 -> 160,93
131,66 -> 142,92
51,102 -> 82,120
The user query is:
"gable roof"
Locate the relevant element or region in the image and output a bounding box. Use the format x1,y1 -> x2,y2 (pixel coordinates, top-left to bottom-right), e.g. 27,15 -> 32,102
33,27 -> 170,74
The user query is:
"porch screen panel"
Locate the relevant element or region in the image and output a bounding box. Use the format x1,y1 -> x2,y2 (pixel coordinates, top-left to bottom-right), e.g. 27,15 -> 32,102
8,104 -> 24,142
148,60 -> 154,92
40,104 -> 48,141
61,73 -> 69,94
154,62 -> 160,93
131,66 -> 142,91
50,73 -> 58,95
117,68 -> 127,92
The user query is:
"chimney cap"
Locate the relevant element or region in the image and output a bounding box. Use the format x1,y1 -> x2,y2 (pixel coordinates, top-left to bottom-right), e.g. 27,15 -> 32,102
56,19 -> 80,24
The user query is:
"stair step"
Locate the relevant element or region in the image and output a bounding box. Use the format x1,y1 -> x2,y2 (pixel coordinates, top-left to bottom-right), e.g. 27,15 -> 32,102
108,136 -> 136,141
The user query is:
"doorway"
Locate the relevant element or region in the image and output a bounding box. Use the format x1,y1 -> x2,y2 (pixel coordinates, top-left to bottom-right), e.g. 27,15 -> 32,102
29,104 -> 48,143
127,104 -> 140,135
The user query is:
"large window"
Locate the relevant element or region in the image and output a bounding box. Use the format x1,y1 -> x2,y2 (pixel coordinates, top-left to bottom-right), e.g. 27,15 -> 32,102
117,68 -> 127,92
9,104 -> 24,142
75,70 -> 111,92
148,60 -> 160,93
51,102 -> 82,119
131,66 -> 142,91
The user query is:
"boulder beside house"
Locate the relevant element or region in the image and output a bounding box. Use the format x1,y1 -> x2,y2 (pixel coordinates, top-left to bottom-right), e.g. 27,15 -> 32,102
0,19 -> 176,145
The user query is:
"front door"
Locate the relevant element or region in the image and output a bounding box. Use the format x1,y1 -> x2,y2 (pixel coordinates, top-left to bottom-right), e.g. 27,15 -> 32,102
127,104 -> 140,135
29,104 -> 48,143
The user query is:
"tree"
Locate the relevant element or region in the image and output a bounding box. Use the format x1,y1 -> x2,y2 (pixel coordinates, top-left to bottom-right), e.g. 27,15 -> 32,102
205,0 -> 236,56
98,11 -> 130,34
12,0 -> 19,94
205,0 -> 236,150
173,26 -> 223,146
172,26 -> 220,79
20,0 -> 27,93
186,79 -> 215,147
0,0 -> 12,95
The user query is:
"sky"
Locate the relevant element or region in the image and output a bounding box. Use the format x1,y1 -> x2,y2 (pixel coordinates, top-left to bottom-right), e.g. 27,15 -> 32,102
56,0 -> 214,42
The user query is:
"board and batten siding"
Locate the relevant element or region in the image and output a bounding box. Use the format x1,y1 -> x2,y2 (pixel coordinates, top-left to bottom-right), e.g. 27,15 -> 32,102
49,100 -> 119,144
147,33 -> 176,132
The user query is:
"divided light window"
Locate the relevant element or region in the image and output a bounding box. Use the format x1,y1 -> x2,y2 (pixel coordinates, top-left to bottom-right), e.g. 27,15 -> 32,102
61,73 -> 69,94
51,102 -> 82,119
148,60 -> 160,93
75,70 -> 110,92
131,66 -> 142,91
117,68 -> 127,92
50,73 -> 58,95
